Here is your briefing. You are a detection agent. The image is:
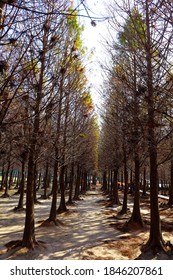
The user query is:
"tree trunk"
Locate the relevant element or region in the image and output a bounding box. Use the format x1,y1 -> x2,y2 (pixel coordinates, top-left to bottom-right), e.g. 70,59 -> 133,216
2,160 -> 10,197
168,121 -> 173,206
120,170 -> 124,190
67,163 -> 74,205
36,171 -> 42,191
41,162 -> 49,199
22,17 -> 48,246
16,160 -> 25,210
144,0 -> 165,251
57,165 -> 67,212
73,165 -> 81,200
120,149 -> 128,214
83,172 -> 88,193
107,171 -> 111,194
49,159 -> 58,222
168,159 -> 173,206
22,153 -> 36,248
128,153 -> 143,226
112,169 -> 121,205
33,163 -> 39,203
13,171 -> 21,194
8,167 -> 13,189
142,167 -> 147,196
110,170 -> 113,197
65,167 -> 68,190
102,171 -> 107,192
92,173 -> 97,185
80,172 -> 84,194
0,165 -> 5,190
146,136 -> 164,250
128,52 -> 143,226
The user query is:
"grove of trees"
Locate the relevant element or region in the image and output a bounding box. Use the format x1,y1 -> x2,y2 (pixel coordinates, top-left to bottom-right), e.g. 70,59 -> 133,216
99,0 -> 173,254
0,0 -> 99,249
1,0 -> 173,259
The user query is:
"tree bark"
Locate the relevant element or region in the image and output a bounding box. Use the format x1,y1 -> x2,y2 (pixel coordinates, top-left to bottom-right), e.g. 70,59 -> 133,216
22,17 -> 47,246
41,161 -> 49,199
168,122 -> 173,206
144,0 -> 165,251
128,153 -> 143,226
111,169 -> 121,205
2,160 -> 10,197
22,152 -> 36,248
142,167 -> 147,196
37,171 -> 42,191
83,172 -> 88,193
16,160 -> 25,210
57,164 -> 67,212
102,171 -> 107,192
120,149 -> 128,214
128,53 -> 143,226
0,164 -> 5,190
49,159 -> 58,222
73,165 -> 81,200
8,167 -> 13,189
67,163 -> 74,204
168,159 -> 173,206
33,163 -> 39,203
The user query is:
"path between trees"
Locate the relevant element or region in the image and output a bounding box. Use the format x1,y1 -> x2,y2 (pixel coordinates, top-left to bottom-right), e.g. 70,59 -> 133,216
43,187 -> 121,260
1,186 -> 173,260
0,186 -> 128,259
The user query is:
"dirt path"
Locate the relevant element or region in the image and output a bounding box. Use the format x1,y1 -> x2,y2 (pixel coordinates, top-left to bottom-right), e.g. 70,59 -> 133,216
38,187 -> 122,260
0,187 -> 120,259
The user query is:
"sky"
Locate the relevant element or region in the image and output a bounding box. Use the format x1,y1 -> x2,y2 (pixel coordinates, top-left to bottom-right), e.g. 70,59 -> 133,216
75,0 -> 110,109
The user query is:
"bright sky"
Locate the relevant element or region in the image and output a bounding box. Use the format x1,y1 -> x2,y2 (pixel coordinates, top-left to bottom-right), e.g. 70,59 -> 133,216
76,0 -> 109,109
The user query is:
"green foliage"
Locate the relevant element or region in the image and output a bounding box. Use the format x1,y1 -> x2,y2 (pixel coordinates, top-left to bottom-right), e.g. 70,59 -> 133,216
118,7 -> 146,51
67,6 -> 85,52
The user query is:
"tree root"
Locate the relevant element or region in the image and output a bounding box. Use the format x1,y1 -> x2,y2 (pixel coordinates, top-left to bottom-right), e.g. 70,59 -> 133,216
66,200 -> 77,206
5,239 -> 46,253
133,237 -> 173,260
73,196 -> 83,201
34,200 -> 42,205
124,220 -> 144,231
1,193 -> 10,198
39,218 -> 64,227
13,206 -> 25,212
118,208 -> 131,215
39,195 -> 51,200
56,208 -> 69,214
5,240 -> 22,251
142,238 -> 168,255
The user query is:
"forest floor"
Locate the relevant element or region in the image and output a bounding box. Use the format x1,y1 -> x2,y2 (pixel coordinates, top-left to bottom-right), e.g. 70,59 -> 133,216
0,184 -> 173,260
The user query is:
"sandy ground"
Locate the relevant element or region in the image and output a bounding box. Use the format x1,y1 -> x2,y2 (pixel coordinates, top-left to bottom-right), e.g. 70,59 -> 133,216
0,185 -> 173,260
